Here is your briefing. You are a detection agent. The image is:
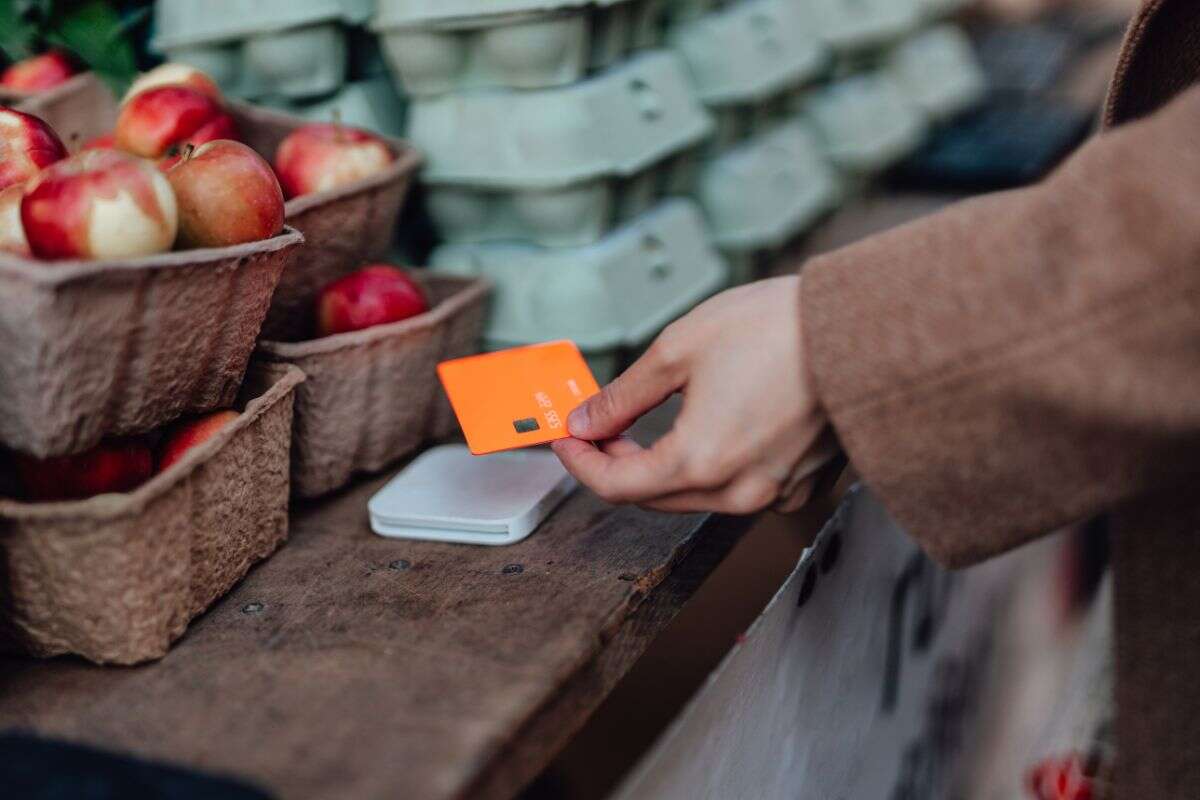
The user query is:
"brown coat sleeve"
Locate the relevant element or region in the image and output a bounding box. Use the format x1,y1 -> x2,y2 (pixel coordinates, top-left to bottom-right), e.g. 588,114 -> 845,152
801,84 -> 1200,568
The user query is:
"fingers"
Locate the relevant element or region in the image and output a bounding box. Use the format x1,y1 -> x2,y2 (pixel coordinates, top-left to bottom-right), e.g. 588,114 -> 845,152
567,339 -> 685,441
771,476 -> 817,514
640,475 -> 781,515
551,431 -> 695,503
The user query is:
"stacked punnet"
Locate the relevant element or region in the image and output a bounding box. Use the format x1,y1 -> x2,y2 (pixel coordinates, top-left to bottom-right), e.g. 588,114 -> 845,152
0,55 -> 476,661
0,71 -> 307,664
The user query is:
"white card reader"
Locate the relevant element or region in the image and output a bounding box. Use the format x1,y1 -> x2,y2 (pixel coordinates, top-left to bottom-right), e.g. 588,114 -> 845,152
368,444 -> 576,545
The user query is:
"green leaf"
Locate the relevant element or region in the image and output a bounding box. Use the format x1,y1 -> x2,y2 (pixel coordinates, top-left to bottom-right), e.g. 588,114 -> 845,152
42,0 -> 141,92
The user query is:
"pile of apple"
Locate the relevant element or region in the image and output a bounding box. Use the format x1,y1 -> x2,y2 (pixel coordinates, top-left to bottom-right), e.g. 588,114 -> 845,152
0,62 -> 396,262
3,410 -> 238,503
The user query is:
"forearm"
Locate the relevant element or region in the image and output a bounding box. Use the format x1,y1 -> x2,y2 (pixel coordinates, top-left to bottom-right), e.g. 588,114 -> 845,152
802,84 -> 1200,566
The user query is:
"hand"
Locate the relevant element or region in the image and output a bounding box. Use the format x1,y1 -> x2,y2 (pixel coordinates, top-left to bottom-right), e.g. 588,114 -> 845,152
552,276 -> 835,514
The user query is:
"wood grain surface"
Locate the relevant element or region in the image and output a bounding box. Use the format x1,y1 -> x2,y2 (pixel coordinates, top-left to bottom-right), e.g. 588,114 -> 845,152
0,406 -> 751,799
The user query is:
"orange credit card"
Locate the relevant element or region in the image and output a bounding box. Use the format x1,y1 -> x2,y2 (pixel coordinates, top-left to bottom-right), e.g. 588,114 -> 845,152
437,340 -> 601,455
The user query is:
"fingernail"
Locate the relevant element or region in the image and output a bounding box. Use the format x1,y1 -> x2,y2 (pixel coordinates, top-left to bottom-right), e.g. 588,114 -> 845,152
568,403 -> 590,436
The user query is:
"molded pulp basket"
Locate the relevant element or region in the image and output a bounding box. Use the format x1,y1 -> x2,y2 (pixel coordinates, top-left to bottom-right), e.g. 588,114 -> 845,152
255,275 -> 490,498
0,364 -> 304,665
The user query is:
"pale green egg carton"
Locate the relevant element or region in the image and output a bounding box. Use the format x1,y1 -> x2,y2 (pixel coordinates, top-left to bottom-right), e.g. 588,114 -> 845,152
425,151 -> 697,247
886,24 -> 986,121
665,0 -> 828,108
660,0 -> 730,26
152,0 -> 371,49
801,70 -> 928,175
156,26 -> 346,101
269,75 -> 407,136
808,0 -> 921,53
920,0 -> 975,21
429,199 -> 727,360
408,50 -> 713,189
152,0 -> 373,100
696,118 -> 841,254
372,0 -> 665,95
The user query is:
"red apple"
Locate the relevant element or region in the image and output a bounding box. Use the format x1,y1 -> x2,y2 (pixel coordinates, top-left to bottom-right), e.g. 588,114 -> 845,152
166,140 -> 283,248
80,132 -> 116,151
316,264 -> 429,336
0,185 -> 30,256
15,439 -> 153,502
115,85 -> 237,160
0,51 -> 75,93
123,63 -> 223,105
274,122 -> 393,199
22,149 -> 178,260
0,108 -> 68,192
158,410 -> 239,473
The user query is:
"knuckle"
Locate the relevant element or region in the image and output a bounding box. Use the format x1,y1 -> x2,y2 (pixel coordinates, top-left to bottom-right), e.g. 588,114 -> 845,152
594,482 -> 631,505
647,329 -> 686,373
681,451 -> 725,488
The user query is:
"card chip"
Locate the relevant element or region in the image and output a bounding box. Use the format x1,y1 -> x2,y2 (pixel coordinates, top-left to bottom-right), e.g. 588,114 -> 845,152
513,417 -> 540,434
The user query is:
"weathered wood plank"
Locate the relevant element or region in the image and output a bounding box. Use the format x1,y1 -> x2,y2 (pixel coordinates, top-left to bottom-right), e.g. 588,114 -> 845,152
0,401 -> 746,799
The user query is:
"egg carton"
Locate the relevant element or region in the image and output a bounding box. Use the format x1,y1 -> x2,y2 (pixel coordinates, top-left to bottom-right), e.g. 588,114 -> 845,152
430,199 -> 727,360
409,49 -> 712,191
921,0 -> 975,20
886,24 -> 986,121
665,0 -> 828,108
152,0 -> 371,50
801,70 -> 928,175
660,0 -> 730,26
374,0 -> 668,95
808,0 -> 922,54
701,87 -> 806,150
425,150 -> 697,247
697,118 -> 841,253
0,363 -> 302,665
156,24 -> 349,102
268,75 -> 407,137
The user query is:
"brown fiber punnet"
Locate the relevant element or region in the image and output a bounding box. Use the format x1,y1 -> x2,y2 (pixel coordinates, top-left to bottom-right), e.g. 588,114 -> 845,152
0,228 -> 303,457
17,74 -> 424,341
230,103 -> 423,340
0,364 -> 303,665
255,275 -> 490,499
0,71 -> 94,107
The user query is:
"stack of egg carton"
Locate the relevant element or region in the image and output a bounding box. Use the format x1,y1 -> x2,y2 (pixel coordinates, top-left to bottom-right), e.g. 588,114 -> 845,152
375,0 -> 731,380
661,0 -> 840,285
151,0 -> 406,135
798,0 -> 985,188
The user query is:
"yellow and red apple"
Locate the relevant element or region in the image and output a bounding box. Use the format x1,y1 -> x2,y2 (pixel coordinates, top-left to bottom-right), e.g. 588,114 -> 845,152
0,184 -> 30,256
157,410 -> 239,473
0,108 -> 67,192
21,149 -> 178,260
316,264 -> 429,337
274,122 -> 394,199
115,85 -> 237,160
16,438 -> 153,502
0,51 -> 75,93
80,132 -> 116,152
123,63 -> 223,105
166,140 -> 284,248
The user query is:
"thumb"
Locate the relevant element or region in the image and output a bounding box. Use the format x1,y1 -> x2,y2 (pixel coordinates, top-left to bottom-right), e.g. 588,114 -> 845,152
568,343 -> 685,440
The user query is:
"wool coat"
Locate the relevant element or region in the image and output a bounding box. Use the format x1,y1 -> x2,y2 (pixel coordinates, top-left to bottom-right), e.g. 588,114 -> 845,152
801,2 -> 1200,796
